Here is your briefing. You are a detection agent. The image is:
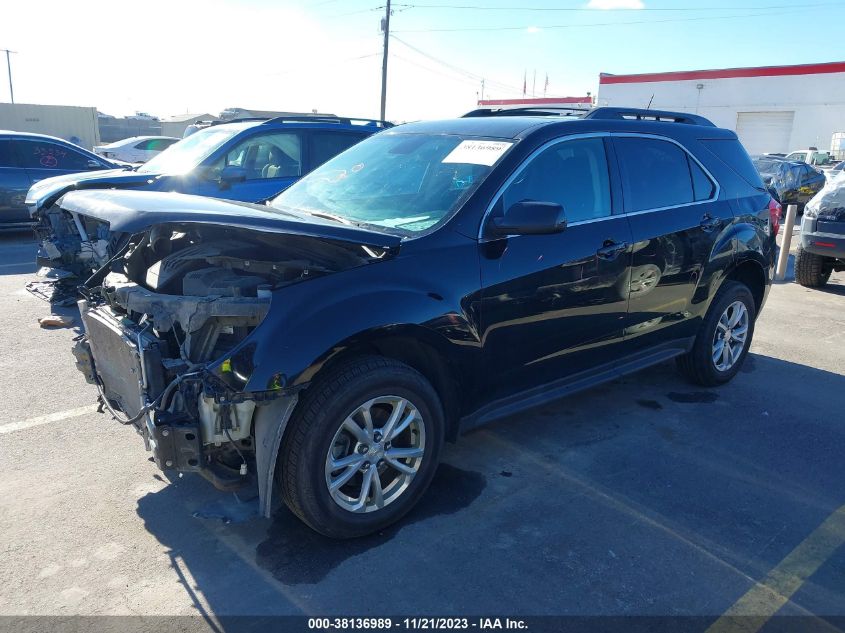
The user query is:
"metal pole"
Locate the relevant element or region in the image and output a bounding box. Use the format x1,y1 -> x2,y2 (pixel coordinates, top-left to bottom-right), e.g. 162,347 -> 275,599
379,0 -> 391,121
775,204 -> 798,281
3,49 -> 14,104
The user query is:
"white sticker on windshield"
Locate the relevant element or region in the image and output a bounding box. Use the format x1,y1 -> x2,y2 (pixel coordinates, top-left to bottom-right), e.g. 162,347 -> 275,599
442,140 -> 513,166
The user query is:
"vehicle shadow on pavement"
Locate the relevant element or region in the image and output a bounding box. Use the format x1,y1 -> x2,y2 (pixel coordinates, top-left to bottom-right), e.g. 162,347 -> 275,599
134,353 -> 845,616
0,230 -> 37,276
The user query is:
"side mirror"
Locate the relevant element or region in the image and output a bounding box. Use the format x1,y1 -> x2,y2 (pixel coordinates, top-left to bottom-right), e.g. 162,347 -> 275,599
86,159 -> 102,170
489,200 -> 567,236
219,165 -> 247,189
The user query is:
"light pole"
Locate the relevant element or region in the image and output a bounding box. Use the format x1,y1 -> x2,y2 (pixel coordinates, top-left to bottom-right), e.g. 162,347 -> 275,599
2,49 -> 15,104
379,0 -> 391,121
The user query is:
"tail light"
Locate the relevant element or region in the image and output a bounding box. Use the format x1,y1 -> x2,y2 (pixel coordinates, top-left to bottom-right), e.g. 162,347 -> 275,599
768,198 -> 781,237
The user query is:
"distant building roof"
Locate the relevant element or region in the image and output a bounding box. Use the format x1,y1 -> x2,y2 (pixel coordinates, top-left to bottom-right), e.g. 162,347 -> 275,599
599,61 -> 845,85
163,113 -> 219,123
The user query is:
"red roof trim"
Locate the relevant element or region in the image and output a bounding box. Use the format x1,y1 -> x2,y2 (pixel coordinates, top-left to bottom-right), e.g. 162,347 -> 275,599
599,61 -> 845,85
477,96 -> 592,106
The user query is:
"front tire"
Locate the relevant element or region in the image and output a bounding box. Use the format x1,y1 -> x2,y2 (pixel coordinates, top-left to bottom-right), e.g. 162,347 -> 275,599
795,246 -> 832,288
676,281 -> 756,387
279,356 -> 444,538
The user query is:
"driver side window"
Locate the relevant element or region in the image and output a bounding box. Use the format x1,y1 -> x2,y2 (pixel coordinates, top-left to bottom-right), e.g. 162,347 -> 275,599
214,132 -> 302,180
501,137 -> 611,224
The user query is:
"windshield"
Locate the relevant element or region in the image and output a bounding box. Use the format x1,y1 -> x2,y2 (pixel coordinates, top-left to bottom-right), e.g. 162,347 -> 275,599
269,133 -> 513,233
137,126 -> 241,174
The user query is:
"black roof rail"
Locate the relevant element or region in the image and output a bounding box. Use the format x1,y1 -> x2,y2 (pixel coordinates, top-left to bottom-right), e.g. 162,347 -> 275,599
462,107 -> 589,118
583,107 -> 716,127
209,117 -> 271,126
262,115 -> 394,128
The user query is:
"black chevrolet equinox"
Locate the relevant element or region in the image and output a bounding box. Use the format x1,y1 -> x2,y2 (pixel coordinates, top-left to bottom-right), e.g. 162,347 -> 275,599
65,107 -> 777,537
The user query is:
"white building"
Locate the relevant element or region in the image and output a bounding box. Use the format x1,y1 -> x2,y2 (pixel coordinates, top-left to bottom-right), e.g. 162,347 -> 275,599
596,61 -> 845,155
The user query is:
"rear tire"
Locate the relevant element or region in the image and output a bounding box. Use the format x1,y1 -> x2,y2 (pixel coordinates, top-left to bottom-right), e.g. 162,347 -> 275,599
795,246 -> 832,288
676,281 -> 756,387
278,355 -> 444,539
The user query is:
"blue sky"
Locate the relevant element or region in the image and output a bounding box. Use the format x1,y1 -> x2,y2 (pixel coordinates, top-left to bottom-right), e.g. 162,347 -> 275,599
2,0 -> 844,120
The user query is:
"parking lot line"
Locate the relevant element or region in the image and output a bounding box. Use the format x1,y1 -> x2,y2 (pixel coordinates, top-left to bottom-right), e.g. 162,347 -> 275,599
706,504 -> 845,633
0,404 -> 99,435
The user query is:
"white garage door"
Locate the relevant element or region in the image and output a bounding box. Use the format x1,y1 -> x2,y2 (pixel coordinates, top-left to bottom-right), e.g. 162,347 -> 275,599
735,111 -> 795,155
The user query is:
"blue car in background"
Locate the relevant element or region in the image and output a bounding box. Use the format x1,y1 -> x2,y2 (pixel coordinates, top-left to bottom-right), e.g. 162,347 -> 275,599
28,115 -> 392,272
1,131 -> 117,230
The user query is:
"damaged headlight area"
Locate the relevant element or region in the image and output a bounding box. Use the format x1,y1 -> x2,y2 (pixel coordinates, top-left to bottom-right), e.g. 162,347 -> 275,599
72,221 -> 365,490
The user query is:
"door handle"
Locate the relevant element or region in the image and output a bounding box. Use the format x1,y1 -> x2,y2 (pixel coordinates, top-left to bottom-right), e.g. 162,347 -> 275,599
700,214 -> 722,232
596,240 -> 629,260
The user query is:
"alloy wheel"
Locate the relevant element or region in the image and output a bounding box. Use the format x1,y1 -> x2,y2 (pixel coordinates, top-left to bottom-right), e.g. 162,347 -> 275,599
324,396 -> 426,513
712,300 -> 749,372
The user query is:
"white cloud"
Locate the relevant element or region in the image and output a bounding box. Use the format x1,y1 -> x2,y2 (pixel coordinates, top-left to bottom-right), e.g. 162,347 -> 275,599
586,0 -> 645,9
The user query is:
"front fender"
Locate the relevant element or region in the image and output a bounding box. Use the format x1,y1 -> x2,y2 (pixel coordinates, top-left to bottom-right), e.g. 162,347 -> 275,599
239,240 -> 481,394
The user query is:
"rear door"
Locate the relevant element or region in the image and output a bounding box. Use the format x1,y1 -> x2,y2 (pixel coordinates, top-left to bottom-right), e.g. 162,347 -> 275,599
478,135 -> 633,401
611,134 -> 733,354
306,131 -> 368,172
0,139 -> 32,225
14,138 -> 106,185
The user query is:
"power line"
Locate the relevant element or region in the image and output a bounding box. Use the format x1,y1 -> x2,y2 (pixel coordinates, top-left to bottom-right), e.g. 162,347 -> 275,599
391,35 -> 523,94
392,7 -> 812,33
392,1 -> 841,10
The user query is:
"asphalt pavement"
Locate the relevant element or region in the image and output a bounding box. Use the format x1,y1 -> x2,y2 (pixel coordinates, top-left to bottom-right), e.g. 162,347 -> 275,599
0,230 -> 843,625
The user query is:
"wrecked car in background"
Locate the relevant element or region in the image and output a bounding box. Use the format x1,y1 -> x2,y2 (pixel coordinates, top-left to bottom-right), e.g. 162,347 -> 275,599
25,115 -> 390,302
795,171 -> 845,287
752,156 -> 825,215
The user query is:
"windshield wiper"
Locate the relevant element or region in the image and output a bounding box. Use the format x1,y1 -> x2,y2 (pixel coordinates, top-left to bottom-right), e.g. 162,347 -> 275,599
302,209 -> 355,226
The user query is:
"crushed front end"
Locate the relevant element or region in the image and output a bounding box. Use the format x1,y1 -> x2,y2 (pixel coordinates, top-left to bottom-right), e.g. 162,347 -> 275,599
73,223 -> 328,490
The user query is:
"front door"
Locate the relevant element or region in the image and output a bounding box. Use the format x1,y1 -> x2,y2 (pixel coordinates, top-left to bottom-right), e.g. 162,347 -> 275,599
610,135 -> 734,353
192,131 -> 303,202
478,135 -> 633,402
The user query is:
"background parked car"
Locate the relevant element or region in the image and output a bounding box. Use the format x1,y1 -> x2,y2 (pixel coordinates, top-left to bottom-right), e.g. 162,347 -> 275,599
795,171 -> 845,287
93,136 -> 180,163
752,156 -> 825,214
0,131 -> 116,230
784,148 -> 833,166
27,115 -> 392,274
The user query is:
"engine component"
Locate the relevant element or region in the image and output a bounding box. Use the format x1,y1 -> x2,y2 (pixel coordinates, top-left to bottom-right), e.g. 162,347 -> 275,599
182,267 -> 267,297
198,395 -> 256,445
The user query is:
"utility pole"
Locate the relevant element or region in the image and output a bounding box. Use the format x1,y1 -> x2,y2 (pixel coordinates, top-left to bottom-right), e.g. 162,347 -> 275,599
2,49 -> 15,104
379,0 -> 392,121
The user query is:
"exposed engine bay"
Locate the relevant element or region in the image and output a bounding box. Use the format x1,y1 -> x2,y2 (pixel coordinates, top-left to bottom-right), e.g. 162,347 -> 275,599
72,218 -> 391,491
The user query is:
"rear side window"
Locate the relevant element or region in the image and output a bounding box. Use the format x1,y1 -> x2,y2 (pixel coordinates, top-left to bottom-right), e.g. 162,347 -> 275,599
14,140 -> 93,170
310,133 -> 366,169
615,137 -> 695,212
700,138 -> 764,189
0,140 -> 15,167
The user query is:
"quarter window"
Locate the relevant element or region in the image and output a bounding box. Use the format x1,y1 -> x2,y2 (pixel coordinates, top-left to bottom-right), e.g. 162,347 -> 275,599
501,137 -> 612,224
690,159 -> 715,201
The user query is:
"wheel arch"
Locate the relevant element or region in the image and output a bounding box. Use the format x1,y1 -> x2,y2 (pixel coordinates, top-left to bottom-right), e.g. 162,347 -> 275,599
722,257 -> 768,314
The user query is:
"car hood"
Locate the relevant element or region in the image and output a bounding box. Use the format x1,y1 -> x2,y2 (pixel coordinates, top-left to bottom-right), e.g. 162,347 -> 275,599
57,190 -> 403,248
26,168 -> 156,214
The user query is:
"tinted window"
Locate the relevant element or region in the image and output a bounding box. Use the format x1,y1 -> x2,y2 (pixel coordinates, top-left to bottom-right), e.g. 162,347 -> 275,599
615,137 -> 693,212
310,133 -> 365,169
702,139 -> 764,189
502,137 -> 611,223
690,159 -> 715,201
134,140 -> 152,150
214,132 -> 301,180
0,140 -> 15,167
15,140 -> 93,170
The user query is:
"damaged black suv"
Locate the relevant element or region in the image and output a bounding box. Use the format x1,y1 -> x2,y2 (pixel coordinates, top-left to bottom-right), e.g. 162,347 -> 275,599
68,108 -> 776,538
